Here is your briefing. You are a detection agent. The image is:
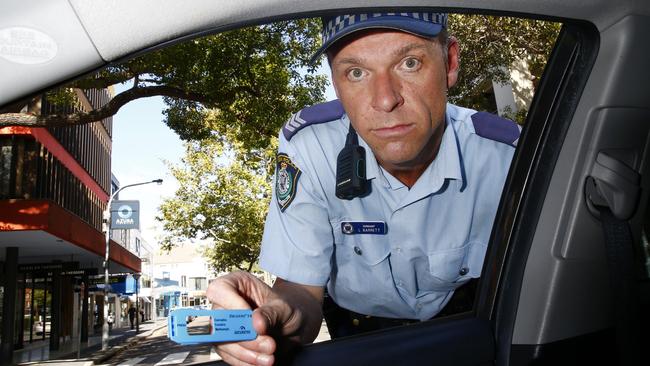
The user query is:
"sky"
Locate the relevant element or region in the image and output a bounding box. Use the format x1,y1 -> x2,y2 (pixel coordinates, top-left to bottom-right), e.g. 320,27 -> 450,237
110,64 -> 337,248
111,82 -> 182,246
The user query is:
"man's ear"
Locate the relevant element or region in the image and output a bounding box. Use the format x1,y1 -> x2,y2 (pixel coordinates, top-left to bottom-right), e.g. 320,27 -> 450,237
446,36 -> 460,89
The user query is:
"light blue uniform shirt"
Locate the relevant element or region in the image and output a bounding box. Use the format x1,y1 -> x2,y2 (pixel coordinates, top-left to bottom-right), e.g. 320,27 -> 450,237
260,101 -> 518,320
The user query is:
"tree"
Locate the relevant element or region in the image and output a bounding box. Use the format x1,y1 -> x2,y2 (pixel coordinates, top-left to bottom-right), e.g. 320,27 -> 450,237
157,137 -> 272,272
0,19 -> 326,150
448,15 -> 561,118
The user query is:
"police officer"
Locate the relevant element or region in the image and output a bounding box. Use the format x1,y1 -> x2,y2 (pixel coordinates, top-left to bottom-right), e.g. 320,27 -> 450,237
208,12 -> 519,366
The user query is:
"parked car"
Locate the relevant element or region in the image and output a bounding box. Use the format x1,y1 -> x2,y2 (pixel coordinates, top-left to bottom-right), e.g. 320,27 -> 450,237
1,1 -> 649,365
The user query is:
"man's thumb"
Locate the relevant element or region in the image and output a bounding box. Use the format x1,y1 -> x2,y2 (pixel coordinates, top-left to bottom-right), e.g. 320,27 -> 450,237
252,303 -> 283,336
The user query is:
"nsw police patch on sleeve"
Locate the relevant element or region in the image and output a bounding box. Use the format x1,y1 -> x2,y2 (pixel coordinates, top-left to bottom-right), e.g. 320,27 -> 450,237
275,153 -> 301,212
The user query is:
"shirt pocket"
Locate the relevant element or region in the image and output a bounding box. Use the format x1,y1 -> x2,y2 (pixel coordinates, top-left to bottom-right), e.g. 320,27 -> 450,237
331,228 -> 392,303
418,242 -> 477,294
333,227 -> 391,266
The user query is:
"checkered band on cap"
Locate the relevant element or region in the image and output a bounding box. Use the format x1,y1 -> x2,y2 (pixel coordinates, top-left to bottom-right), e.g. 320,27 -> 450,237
321,12 -> 448,46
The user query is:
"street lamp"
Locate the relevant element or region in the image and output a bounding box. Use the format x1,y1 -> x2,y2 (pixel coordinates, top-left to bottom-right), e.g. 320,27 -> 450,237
101,178 -> 162,351
134,273 -> 141,333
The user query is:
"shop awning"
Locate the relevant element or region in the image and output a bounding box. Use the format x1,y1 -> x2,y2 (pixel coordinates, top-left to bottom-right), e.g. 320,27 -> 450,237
153,285 -> 188,295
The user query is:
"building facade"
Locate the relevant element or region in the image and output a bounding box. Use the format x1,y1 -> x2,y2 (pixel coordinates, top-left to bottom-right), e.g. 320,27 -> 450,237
107,195 -> 156,327
152,243 -> 214,317
0,88 -> 141,364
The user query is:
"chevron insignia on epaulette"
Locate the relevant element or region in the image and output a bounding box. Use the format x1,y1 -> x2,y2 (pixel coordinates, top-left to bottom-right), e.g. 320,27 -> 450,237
471,111 -> 522,147
282,100 -> 345,141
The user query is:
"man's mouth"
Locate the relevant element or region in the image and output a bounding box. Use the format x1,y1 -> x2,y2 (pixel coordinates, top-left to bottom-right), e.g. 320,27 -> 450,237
372,124 -> 414,138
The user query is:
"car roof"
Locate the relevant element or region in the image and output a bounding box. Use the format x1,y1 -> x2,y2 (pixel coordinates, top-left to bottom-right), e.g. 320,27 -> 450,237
1,0 -> 649,107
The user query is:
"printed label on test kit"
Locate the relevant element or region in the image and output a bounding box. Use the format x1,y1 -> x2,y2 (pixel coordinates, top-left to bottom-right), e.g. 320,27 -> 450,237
167,308 -> 257,345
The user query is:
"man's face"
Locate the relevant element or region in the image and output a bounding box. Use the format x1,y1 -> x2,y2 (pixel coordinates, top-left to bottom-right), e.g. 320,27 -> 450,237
330,30 -> 459,174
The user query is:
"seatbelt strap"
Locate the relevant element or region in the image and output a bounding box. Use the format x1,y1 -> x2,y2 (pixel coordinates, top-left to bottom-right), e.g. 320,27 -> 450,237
597,206 -> 641,365
585,151 -> 642,364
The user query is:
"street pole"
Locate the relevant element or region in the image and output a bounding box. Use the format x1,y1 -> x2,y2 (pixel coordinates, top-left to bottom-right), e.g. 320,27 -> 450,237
76,281 -> 84,359
102,179 -> 162,351
135,273 -> 140,332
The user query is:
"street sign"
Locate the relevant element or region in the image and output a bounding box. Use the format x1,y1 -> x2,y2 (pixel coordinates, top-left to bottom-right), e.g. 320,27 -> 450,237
87,274 -> 137,294
112,274 -> 137,295
111,200 -> 140,229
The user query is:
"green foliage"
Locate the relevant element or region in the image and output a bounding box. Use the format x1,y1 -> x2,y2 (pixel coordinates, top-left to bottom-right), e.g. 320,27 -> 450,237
157,138 -> 272,272
44,88 -> 78,110
501,106 -> 528,125
448,14 -> 561,114
116,20 -> 322,273
150,19 -> 326,147
65,19 -> 326,147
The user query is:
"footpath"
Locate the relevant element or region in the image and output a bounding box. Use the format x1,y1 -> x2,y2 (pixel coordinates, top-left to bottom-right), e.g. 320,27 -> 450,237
14,318 -> 168,366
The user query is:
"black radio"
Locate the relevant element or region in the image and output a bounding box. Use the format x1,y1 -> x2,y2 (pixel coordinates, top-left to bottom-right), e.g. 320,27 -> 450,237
335,123 -> 370,200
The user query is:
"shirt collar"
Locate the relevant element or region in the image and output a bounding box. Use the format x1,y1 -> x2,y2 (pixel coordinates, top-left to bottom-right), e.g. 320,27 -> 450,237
430,110 -> 463,183
345,108 -> 464,192
398,112 -> 464,197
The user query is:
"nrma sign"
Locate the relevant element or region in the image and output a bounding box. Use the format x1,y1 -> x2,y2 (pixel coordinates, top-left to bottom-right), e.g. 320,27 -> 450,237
111,200 -> 140,229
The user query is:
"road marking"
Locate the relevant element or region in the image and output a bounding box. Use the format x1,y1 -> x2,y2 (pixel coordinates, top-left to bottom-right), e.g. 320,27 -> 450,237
154,351 -> 190,365
210,347 -> 222,361
117,357 -> 146,366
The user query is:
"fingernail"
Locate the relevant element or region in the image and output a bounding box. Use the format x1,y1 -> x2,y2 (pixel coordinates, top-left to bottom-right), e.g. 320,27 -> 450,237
257,354 -> 272,366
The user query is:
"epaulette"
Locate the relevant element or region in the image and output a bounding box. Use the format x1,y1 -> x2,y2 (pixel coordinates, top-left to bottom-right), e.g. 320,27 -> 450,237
282,100 -> 345,141
471,111 -> 522,147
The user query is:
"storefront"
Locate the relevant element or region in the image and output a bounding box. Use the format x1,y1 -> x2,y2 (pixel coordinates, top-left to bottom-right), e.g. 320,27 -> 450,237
0,235 -> 141,365
1,262 -> 99,353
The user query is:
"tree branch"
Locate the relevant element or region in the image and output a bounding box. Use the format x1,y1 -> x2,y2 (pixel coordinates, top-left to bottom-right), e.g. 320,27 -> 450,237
0,85 -> 213,128
68,68 -> 144,90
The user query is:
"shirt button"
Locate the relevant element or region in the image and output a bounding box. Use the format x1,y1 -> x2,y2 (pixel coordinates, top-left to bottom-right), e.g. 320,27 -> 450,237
395,247 -> 402,254
354,246 -> 362,255
459,267 -> 469,276
416,303 -> 423,310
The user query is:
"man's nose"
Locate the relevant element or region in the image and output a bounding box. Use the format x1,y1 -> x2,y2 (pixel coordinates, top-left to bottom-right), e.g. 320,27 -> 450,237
371,72 -> 404,112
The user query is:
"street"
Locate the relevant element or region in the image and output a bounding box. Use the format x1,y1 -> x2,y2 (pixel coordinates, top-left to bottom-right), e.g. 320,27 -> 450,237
100,317 -> 331,366
105,317 -> 219,365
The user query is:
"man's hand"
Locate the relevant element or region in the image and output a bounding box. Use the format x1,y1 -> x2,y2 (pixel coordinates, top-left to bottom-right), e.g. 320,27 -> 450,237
206,271 -> 323,366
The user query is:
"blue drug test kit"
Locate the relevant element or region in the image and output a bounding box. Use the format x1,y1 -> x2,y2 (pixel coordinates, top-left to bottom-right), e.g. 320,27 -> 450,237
167,308 -> 257,345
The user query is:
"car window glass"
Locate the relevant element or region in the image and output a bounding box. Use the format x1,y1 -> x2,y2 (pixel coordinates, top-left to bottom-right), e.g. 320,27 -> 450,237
0,12 -> 561,345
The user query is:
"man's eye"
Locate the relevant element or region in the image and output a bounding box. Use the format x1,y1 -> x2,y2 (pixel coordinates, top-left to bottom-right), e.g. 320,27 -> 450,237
403,58 -> 420,70
347,68 -> 365,81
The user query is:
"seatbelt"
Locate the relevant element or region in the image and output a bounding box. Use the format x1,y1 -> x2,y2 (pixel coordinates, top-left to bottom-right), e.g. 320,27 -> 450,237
586,151 -> 642,365
596,207 -> 640,365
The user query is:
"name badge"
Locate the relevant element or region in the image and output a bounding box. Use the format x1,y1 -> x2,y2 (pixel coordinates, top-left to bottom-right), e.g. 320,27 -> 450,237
341,221 -> 387,235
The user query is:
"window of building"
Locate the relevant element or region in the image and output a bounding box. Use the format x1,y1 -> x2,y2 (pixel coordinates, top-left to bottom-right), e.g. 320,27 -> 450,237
190,277 -> 207,291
